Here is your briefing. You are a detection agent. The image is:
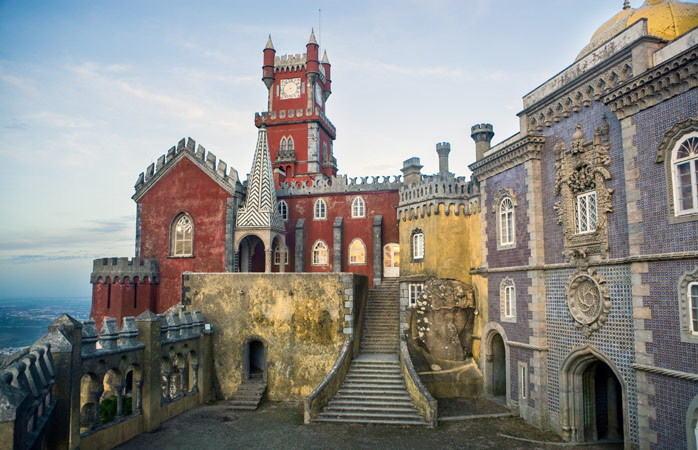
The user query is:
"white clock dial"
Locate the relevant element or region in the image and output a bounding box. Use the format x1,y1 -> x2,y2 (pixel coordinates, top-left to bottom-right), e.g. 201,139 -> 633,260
280,78 -> 301,99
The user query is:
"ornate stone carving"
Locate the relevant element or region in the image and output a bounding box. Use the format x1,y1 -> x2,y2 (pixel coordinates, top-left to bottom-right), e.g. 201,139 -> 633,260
553,121 -> 613,262
413,278 -> 476,361
566,268 -> 611,337
469,134 -> 545,181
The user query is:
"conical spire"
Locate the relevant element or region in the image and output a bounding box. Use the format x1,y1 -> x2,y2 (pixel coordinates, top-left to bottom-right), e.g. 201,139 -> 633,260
265,34 -> 275,50
308,28 -> 318,45
235,126 -> 283,231
321,50 -> 329,64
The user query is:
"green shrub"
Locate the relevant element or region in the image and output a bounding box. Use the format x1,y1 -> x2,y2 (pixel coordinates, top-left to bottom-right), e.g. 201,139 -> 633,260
99,395 -> 133,424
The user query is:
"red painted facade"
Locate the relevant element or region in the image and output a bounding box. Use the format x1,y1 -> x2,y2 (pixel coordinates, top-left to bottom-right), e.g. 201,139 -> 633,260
90,279 -> 157,329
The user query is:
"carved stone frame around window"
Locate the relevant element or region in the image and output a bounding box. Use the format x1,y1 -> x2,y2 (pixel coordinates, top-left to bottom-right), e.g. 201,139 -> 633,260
493,188 -> 517,251
553,122 -> 613,262
499,277 -> 516,323
678,265 -> 698,344
656,117 -> 698,224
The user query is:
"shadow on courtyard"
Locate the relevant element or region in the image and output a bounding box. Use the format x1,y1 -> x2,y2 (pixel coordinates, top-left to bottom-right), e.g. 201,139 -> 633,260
116,399 -> 624,450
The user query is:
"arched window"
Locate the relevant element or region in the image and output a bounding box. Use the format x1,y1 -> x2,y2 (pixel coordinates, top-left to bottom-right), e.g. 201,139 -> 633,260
348,239 -> 366,265
499,197 -> 515,246
274,245 -> 289,265
171,213 -> 193,256
280,137 -> 287,153
673,134 -> 698,215
500,278 -> 516,322
314,199 -> 327,220
287,137 -> 294,153
352,197 -> 365,218
679,267 -> 698,344
277,200 -> 288,221
312,241 -> 329,265
412,229 -> 424,261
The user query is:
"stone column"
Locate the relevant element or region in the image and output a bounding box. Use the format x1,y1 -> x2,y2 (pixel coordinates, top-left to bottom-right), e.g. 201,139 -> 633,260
372,215 -> 383,286
192,364 -> 200,393
116,385 -> 124,418
333,217 -> 343,272
164,372 -> 172,400
179,366 -> 187,396
92,388 -> 104,428
264,249 -> 272,273
295,219 -> 305,272
135,380 -> 143,414
279,250 -> 286,273
136,310 -> 163,432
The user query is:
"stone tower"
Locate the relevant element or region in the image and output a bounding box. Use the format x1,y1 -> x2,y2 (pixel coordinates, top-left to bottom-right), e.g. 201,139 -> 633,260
255,31 -> 337,186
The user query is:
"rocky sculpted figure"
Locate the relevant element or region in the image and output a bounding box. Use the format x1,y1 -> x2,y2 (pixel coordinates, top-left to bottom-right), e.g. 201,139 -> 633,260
414,278 -> 476,361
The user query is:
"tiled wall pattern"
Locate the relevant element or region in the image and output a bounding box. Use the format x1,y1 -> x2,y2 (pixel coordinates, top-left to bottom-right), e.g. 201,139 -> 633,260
541,102 -> 628,264
488,271 -> 532,343
545,265 -> 638,445
647,375 -> 698,449
633,90 -> 698,255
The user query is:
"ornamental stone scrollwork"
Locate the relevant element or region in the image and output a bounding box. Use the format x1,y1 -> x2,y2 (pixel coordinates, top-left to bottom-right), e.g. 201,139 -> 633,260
553,121 -> 613,262
566,268 -> 611,337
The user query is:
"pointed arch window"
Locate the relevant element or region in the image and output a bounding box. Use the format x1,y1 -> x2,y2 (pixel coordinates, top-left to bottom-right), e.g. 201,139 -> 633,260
274,245 -> 289,265
312,240 -> 329,265
348,239 -> 366,265
171,213 -> 193,257
287,136 -> 294,153
280,137 -> 287,153
277,200 -> 288,221
352,197 -> 365,218
314,198 -> 327,220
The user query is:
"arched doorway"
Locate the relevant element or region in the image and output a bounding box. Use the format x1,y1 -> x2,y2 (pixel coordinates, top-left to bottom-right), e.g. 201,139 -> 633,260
238,235 -> 265,273
491,333 -> 506,398
243,338 -> 267,382
383,243 -> 399,277
560,347 -> 626,444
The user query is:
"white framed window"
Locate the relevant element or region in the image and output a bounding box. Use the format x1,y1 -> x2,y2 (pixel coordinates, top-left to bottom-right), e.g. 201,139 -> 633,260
499,197 -> 515,246
348,239 -> 366,265
280,137 -> 287,153
312,240 -> 329,265
690,282 -> 698,335
409,283 -> 423,307
277,200 -> 288,221
412,230 -> 424,261
274,245 -> 289,266
351,197 -> 365,218
500,278 -> 516,322
575,191 -> 597,234
314,199 -> 327,220
520,364 -> 528,399
672,134 -> 698,215
171,213 -> 193,256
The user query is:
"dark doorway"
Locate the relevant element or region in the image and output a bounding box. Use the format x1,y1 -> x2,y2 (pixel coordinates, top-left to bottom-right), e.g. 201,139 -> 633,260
491,333 -> 506,398
246,339 -> 266,380
583,361 -> 623,442
238,236 -> 266,273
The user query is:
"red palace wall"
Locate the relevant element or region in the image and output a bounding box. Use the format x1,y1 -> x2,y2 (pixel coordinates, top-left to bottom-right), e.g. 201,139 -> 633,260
279,190 -> 400,286
138,158 -> 232,314
90,279 -> 156,329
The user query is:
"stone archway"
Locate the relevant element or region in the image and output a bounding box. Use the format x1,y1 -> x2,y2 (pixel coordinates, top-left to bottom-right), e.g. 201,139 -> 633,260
481,322 -> 510,404
559,345 -> 627,445
234,230 -> 285,273
242,336 -> 267,382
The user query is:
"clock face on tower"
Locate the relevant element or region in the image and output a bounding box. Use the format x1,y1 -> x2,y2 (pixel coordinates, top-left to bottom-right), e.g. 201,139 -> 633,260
280,78 -> 301,100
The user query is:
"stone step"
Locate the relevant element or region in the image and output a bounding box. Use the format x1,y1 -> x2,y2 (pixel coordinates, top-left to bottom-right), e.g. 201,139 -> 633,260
314,416 -> 428,426
332,393 -> 413,402
323,404 -> 419,414
317,410 -> 424,421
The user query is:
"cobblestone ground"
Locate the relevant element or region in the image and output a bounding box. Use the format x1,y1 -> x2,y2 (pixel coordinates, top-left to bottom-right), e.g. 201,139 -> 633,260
117,400 -> 625,450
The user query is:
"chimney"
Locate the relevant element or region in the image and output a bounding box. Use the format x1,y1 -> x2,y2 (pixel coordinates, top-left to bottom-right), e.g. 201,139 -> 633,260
471,123 -> 494,161
401,157 -> 423,185
436,142 -> 450,175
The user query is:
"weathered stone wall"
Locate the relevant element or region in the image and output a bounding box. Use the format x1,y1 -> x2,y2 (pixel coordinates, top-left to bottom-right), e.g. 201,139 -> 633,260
184,273 -> 365,401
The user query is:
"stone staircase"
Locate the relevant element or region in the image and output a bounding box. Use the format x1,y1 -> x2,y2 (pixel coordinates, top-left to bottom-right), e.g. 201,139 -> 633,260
228,377 -> 266,410
315,278 -> 428,425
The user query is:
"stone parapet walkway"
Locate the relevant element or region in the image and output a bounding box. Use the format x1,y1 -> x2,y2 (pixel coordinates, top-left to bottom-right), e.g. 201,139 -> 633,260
116,401 -> 624,450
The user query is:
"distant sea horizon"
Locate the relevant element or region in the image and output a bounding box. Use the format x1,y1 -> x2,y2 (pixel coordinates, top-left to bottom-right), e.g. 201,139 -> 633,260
0,296 -> 92,355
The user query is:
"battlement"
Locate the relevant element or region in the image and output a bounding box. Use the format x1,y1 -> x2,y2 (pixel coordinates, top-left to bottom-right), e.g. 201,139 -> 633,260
90,257 -> 159,284
255,108 -> 336,136
470,123 -> 494,140
397,172 -> 480,219
133,137 -> 240,198
436,142 -> 451,153
277,174 -> 402,197
274,53 -> 307,72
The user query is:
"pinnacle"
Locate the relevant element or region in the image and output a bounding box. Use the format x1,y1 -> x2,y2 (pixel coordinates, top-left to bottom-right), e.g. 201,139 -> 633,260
321,50 -> 329,64
308,29 -> 318,45
623,0 -> 631,9
265,34 -> 275,50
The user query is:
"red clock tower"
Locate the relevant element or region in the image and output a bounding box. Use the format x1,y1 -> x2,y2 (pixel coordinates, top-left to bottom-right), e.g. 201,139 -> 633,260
254,31 -> 337,187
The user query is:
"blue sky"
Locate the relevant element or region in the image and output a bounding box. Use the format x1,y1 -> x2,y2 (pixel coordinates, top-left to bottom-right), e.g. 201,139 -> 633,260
0,0 -> 659,298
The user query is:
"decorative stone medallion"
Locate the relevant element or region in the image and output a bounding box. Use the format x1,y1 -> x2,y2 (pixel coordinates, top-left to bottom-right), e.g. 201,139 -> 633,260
566,268 -> 611,337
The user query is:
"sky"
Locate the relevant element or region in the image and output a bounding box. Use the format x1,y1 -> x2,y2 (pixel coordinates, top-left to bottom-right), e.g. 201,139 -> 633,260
0,0 -> 661,298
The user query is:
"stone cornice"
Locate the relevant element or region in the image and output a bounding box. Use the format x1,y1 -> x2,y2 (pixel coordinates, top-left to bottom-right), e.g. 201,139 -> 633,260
603,46 -> 698,120
507,340 -> 548,352
469,134 -> 546,181
631,363 -> 698,382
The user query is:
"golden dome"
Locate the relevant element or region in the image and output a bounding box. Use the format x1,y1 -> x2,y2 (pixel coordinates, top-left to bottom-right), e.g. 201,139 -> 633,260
576,0 -> 698,61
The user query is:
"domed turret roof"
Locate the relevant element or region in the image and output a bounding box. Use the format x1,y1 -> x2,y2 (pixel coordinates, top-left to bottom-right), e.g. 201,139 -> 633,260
576,0 -> 698,61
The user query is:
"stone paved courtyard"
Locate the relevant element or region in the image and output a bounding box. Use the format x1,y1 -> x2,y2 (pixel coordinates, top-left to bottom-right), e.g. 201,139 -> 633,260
116,399 -> 625,450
